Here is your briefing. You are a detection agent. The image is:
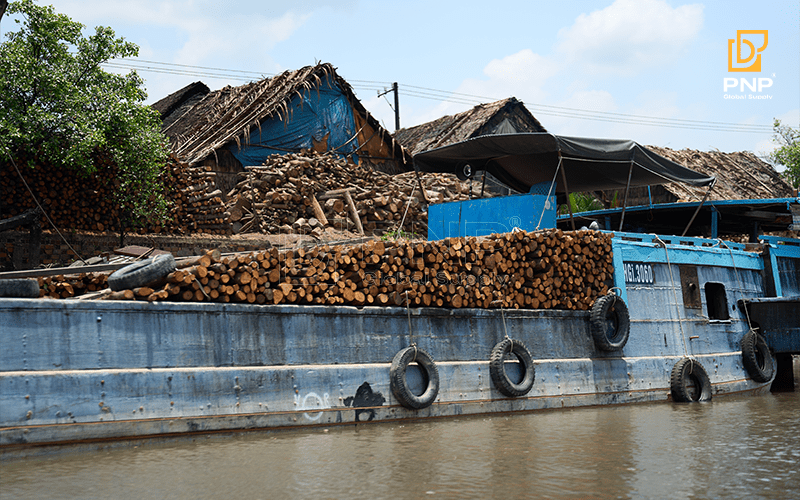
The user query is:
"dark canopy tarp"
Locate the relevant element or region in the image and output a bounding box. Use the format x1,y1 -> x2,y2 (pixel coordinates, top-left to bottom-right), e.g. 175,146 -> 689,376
413,133 -> 716,194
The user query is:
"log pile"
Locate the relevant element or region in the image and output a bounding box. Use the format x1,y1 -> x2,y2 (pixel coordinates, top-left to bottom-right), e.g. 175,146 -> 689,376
1,157 -> 121,233
157,160 -> 230,235
39,272 -> 109,299
224,151 -> 488,236
1,155 -> 229,235
100,229 -> 613,311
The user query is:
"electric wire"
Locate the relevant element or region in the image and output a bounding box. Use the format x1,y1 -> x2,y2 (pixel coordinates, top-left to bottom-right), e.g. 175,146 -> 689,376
2,147 -> 86,263
104,58 -> 775,134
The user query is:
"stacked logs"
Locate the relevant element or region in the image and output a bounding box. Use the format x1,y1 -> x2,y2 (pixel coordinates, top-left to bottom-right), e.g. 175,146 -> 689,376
1,157 -> 120,232
102,229 -> 613,311
39,272 -> 109,299
159,161 -> 229,235
225,151 -> 487,236
0,155 -> 229,235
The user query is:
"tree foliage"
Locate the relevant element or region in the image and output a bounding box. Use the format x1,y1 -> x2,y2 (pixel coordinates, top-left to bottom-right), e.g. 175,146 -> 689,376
770,119 -> 800,190
0,0 -> 169,221
559,192 -> 605,215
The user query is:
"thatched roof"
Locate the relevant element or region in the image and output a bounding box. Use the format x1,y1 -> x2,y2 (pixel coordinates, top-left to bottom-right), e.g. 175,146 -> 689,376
160,63 -> 411,168
152,82 -> 211,129
151,81 -> 210,132
646,147 -> 793,201
395,97 -> 547,155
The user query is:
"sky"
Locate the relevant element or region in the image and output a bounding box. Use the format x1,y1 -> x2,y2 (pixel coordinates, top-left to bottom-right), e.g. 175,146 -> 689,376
3,0 -> 799,164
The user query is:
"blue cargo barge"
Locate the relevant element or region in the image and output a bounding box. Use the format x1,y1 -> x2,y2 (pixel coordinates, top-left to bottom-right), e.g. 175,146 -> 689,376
2,133 -> 797,453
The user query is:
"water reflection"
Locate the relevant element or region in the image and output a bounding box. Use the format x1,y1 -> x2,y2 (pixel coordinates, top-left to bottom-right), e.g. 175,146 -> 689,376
2,392 -> 798,500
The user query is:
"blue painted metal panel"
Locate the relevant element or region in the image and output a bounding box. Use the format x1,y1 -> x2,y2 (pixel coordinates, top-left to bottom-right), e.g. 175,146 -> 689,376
557,197 -> 800,221
611,232 -> 762,271
0,295 -> 775,448
743,298 -> 800,353
427,193 -> 555,240
761,236 -> 800,259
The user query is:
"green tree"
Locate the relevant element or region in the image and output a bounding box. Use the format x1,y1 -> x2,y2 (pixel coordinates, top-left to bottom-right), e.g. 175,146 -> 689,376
559,192 -> 605,215
0,0 -> 169,222
770,119 -> 800,189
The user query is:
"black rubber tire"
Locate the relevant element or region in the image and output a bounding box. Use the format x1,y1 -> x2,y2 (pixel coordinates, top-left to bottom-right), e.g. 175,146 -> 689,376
390,346 -> 439,410
455,163 -> 472,181
590,294 -> 630,351
741,330 -> 775,383
670,358 -> 712,402
0,278 -> 40,298
107,254 -> 176,291
489,338 -> 535,397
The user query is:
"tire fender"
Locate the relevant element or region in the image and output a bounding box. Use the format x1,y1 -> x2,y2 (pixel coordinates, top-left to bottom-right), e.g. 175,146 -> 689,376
741,330 -> 775,383
670,357 -> 712,402
0,278 -> 40,298
390,346 -> 439,410
108,254 -> 176,291
489,338 -> 535,397
590,294 -> 630,351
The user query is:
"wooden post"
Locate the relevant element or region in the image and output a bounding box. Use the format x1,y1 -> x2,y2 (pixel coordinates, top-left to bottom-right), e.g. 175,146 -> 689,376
413,162 -> 430,204
344,190 -> 364,235
681,181 -> 716,237
618,161 -> 634,231
310,195 -> 328,226
558,153 -> 576,231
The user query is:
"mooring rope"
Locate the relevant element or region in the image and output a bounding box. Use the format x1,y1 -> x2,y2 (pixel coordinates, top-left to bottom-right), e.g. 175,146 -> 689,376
535,156 -> 562,231
654,235 -> 690,357
718,239 -> 755,332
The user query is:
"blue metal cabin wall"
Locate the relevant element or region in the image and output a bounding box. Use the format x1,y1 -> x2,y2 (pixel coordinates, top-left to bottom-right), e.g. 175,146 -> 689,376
761,236 -> 800,297
427,194 -> 555,240
624,263 -> 763,356
611,235 -> 764,358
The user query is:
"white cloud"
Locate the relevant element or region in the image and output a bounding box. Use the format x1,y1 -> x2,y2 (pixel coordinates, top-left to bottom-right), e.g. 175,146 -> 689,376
174,11 -> 309,65
401,49 -> 561,128
56,1 -> 314,65
556,0 -> 704,75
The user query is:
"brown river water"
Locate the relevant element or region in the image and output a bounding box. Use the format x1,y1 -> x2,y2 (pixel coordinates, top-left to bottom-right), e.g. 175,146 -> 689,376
2,391 -> 798,499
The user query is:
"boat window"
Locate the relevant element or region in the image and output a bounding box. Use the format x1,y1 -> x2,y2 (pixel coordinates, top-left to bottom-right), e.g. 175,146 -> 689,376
705,282 -> 729,320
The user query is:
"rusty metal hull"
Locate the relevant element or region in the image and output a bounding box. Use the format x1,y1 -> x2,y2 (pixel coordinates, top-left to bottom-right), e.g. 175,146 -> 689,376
0,293 -> 770,453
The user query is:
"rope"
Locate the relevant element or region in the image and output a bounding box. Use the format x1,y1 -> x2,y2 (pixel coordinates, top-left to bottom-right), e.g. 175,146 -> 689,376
718,239 -> 755,332
404,290 -> 419,363
3,148 -> 86,263
501,304 -> 510,342
654,235 -> 689,356
395,183 -> 416,235
535,156 -> 562,231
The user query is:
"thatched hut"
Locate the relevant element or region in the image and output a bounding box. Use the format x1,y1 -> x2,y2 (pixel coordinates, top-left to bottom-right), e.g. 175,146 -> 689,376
396,97 -> 547,194
154,63 -> 412,192
595,147 -> 794,207
396,97 -> 547,155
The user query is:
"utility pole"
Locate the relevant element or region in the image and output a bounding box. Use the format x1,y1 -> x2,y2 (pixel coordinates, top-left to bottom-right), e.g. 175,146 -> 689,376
378,82 -> 400,131
392,82 -> 400,131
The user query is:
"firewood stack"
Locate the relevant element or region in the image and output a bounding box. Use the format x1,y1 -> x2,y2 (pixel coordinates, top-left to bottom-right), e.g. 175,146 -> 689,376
160,160 -> 230,235
1,154 -> 229,235
1,156 -> 120,232
224,151 -> 489,236
101,229 -> 613,311
39,272 -> 109,299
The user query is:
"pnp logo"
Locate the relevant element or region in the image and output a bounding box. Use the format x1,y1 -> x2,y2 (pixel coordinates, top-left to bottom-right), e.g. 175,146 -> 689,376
728,30 -> 768,72
724,30 -> 772,95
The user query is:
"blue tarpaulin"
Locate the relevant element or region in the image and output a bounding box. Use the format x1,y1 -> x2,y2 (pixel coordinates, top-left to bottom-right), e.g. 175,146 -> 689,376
225,84 -> 359,166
